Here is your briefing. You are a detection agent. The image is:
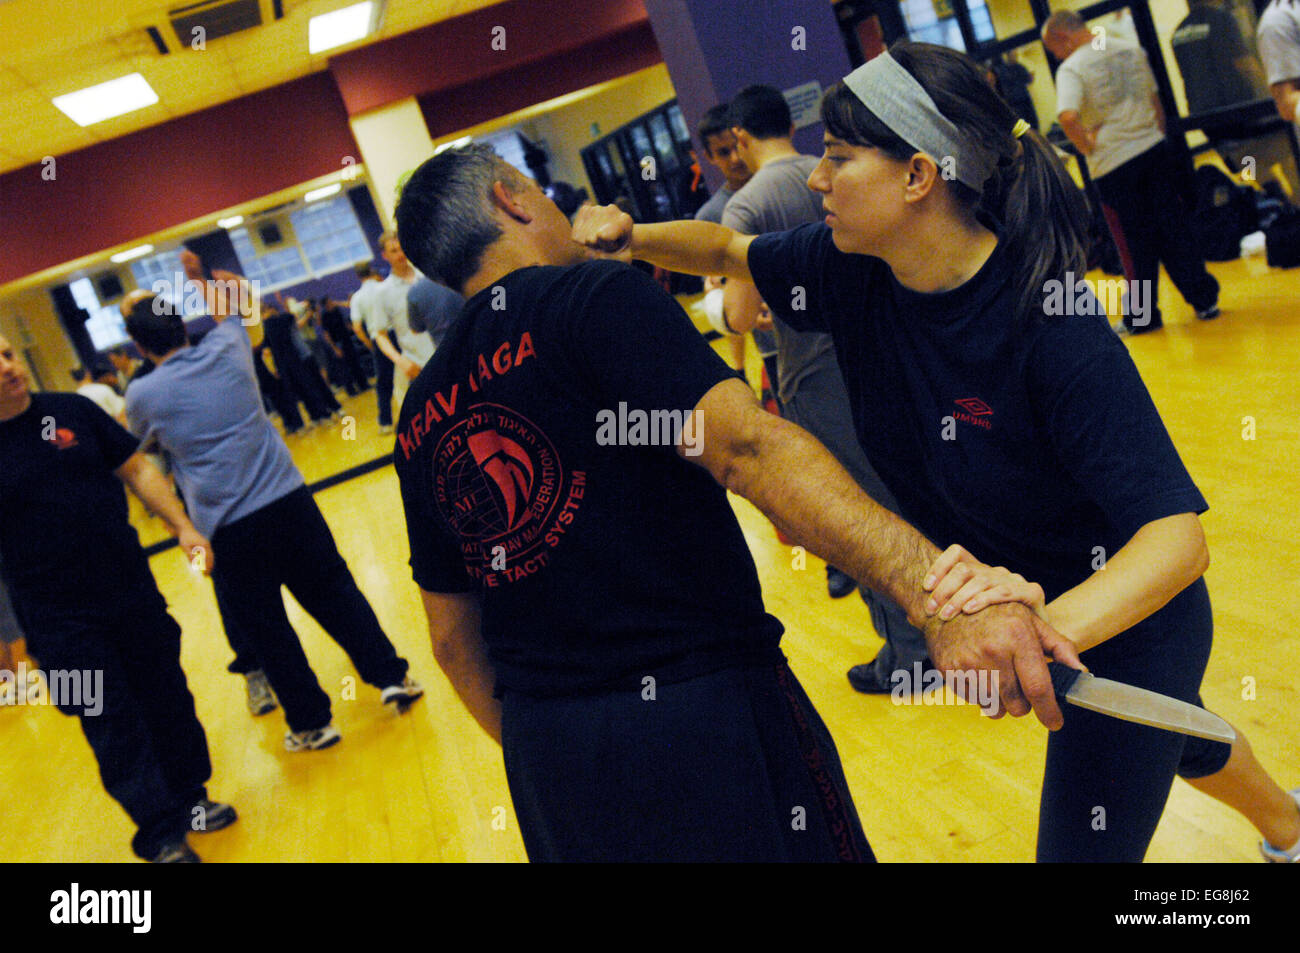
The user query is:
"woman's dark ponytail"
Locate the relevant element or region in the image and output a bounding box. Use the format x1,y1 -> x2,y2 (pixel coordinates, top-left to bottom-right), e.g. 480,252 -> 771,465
822,41 -> 1092,322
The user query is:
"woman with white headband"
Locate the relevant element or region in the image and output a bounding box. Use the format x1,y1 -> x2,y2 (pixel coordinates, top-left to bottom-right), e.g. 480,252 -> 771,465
572,40 -> 1298,863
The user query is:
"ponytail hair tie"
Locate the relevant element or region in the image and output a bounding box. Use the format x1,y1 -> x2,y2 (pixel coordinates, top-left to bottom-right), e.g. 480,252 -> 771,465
1012,119 -> 1031,139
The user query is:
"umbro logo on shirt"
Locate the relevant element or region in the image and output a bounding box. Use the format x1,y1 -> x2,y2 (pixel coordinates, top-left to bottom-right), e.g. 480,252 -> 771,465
47,428 -> 78,450
953,398 -> 993,431
954,398 -> 992,416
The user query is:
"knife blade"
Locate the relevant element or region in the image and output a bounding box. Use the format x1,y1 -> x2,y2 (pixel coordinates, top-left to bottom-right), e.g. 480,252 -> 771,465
1046,662 -> 1236,743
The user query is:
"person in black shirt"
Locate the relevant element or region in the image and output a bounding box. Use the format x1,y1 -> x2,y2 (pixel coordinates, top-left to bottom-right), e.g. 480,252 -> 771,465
0,334 -> 234,863
572,41 -> 1300,864
316,296 -> 370,396
394,144 -> 1081,862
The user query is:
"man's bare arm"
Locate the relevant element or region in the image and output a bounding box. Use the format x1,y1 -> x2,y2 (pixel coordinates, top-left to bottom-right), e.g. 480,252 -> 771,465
721,279 -> 764,335
1270,79 -> 1300,123
420,589 -> 500,744
685,378 -> 1081,727
114,453 -> 213,573
1057,110 -> 1096,155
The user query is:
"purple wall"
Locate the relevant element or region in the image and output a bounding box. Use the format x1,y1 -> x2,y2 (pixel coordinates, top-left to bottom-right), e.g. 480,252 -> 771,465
643,0 -> 852,189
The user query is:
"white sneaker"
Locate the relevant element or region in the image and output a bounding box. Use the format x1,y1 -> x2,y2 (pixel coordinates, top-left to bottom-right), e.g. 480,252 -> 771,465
378,423 -> 394,434
380,677 -> 424,713
1260,788 -> 1300,862
284,724 -> 341,752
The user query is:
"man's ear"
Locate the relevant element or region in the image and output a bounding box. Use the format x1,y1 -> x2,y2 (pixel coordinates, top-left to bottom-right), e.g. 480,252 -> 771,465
491,180 -> 532,224
903,153 -> 940,202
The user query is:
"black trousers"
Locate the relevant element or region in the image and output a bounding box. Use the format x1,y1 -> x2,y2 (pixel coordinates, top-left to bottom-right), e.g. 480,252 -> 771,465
501,657 -> 874,862
372,333 -> 396,428
209,486 -> 408,733
20,569 -> 211,859
300,355 -> 341,415
1037,579 -> 1231,862
1094,140 -> 1220,328
273,344 -> 333,422
327,333 -> 370,395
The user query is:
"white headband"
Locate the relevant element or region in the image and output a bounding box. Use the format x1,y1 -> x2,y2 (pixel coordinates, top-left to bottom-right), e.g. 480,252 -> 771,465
842,52 -> 993,191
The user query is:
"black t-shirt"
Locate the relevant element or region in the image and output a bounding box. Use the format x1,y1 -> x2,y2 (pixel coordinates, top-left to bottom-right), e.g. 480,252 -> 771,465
1172,7 -> 1258,118
319,305 -> 351,346
395,259 -> 783,696
749,224 -> 1208,602
0,393 -> 145,618
261,312 -> 298,364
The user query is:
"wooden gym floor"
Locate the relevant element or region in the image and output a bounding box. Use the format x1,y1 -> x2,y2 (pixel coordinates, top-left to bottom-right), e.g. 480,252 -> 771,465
1,255 -> 1296,862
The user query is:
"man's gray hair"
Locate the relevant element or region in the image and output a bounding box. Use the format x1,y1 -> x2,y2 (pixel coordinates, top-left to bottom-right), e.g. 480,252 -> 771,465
395,144 -> 526,294
1043,10 -> 1087,38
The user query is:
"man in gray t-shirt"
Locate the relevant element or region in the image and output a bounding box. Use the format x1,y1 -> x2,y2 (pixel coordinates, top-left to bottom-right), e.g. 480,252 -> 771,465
123,260 -> 422,752
719,85 -> 929,692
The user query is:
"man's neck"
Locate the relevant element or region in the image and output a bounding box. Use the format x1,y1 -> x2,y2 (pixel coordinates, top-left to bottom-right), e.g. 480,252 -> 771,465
391,264 -> 416,282
725,174 -> 751,192
0,393 -> 32,422
153,345 -> 186,366
462,236 -> 577,300
750,138 -> 801,171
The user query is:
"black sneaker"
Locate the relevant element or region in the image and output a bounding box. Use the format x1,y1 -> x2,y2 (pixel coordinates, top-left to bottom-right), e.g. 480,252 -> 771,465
150,840 -> 201,863
1113,318 -> 1163,337
1195,303 -> 1221,321
827,566 -> 857,599
191,799 -> 237,833
847,663 -> 893,694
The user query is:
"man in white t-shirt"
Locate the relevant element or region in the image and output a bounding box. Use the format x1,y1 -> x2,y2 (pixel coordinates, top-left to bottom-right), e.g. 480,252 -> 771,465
377,232 -> 435,372
72,366 -> 126,423
1259,0 -> 1300,122
1045,10 -> 1220,335
349,263 -> 396,432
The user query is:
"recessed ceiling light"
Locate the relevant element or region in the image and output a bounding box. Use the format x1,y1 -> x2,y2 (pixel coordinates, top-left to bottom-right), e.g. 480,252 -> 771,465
218,215 -> 245,229
304,183 -> 342,203
110,244 -> 154,264
308,2 -> 375,54
52,73 -> 159,127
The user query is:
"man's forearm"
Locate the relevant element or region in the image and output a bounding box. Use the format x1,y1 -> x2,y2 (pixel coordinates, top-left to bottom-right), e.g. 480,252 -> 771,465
1059,113 -> 1094,155
721,407 -> 940,629
423,592 -> 501,744
374,330 -> 403,365
119,457 -> 193,538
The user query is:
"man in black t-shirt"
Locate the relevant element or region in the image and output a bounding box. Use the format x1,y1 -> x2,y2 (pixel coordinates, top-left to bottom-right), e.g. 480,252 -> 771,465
0,333 -> 233,863
392,145 -> 1079,861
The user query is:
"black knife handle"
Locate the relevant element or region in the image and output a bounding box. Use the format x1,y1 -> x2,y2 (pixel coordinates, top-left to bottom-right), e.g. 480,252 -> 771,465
1047,661 -> 1084,697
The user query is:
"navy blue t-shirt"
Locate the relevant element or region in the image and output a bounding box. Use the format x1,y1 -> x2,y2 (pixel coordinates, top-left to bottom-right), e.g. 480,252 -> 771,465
395,259 -> 783,696
749,223 -> 1207,601
0,393 -> 146,618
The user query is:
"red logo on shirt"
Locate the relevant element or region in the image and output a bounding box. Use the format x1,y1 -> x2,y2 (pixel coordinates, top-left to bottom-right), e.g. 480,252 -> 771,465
953,398 -> 993,431
954,397 -> 993,416
48,427 -> 79,449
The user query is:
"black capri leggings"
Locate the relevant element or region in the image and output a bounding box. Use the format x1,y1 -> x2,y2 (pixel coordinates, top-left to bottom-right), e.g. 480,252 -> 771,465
1036,578 -> 1232,862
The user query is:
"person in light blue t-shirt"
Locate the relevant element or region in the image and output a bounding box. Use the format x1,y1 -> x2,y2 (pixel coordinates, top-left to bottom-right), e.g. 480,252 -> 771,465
123,257 -> 423,753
